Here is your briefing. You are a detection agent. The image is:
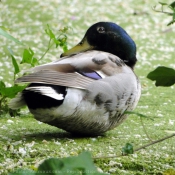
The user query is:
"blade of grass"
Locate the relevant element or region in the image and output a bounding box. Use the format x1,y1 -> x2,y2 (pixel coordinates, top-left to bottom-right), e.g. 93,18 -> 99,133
0,27 -> 24,45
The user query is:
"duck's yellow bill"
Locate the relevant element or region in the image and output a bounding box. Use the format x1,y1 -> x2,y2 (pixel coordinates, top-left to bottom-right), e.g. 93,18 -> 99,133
61,37 -> 94,57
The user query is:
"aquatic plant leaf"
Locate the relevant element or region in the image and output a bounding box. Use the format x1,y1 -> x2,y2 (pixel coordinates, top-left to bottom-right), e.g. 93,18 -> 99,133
147,66 -> 175,86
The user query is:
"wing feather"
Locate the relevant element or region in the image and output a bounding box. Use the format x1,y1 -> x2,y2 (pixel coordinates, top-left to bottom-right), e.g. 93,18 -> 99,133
16,51 -> 129,89
16,70 -> 95,89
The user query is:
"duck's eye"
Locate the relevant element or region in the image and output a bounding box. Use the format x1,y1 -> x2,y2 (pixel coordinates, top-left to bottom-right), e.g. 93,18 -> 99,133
97,26 -> 105,33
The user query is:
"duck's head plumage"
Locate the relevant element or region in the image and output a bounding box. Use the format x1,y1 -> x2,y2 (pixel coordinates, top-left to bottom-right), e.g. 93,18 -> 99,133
62,22 -> 137,68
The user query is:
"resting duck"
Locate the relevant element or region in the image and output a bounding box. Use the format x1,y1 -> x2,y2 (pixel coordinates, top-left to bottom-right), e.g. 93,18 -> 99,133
9,22 -> 141,135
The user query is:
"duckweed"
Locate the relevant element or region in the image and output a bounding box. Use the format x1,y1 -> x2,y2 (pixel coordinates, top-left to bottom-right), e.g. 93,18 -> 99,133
0,0 -> 175,174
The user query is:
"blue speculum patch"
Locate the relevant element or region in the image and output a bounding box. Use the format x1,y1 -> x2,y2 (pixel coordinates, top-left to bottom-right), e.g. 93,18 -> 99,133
78,71 -> 102,80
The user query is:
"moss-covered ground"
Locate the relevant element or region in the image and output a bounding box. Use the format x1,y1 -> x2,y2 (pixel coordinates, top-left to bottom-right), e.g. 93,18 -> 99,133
0,0 -> 175,174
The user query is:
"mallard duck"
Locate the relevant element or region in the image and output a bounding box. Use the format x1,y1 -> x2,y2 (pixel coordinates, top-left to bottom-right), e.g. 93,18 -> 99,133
9,22 -> 141,135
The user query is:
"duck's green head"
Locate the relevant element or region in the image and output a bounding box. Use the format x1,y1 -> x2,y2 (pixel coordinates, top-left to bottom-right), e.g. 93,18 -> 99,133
61,22 -> 137,68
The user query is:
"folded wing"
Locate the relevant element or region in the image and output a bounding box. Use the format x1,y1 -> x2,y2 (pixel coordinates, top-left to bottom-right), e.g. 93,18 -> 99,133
16,50 -> 128,90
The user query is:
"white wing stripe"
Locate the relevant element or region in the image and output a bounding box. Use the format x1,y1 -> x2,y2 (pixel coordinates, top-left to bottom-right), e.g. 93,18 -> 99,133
26,86 -> 64,100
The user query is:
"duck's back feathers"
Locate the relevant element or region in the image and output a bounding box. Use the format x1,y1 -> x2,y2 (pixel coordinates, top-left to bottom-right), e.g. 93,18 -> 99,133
33,51 -> 125,74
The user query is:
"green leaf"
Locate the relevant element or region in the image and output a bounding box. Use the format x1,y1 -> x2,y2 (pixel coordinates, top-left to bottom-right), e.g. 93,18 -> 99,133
122,143 -> 134,155
11,55 -> 20,75
167,20 -> 175,26
0,81 -> 6,89
37,151 -> 107,175
21,48 -> 38,67
43,24 -> 69,57
7,48 -> 20,75
9,152 -> 107,175
0,85 -> 27,98
169,1 -> 175,9
45,24 -> 56,39
8,169 -> 35,175
159,2 -> 168,6
31,57 -> 39,67
147,66 -> 175,86
62,44 -> 68,52
21,48 -> 34,64
54,38 -> 60,48
0,27 -> 24,45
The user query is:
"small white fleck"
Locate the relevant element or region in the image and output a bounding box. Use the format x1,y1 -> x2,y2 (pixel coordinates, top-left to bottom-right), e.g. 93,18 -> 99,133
7,119 -> 14,124
0,125 -> 8,129
97,167 -> 103,173
108,160 -> 117,166
25,141 -> 35,148
90,138 -> 97,141
18,147 -> 27,157
54,141 -> 61,145
38,121 -> 43,124
134,134 -> 141,138
169,120 -> 174,125
157,114 -> 163,117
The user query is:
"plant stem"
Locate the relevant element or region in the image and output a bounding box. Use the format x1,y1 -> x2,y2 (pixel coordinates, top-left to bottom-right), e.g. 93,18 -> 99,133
39,38 -> 54,61
140,117 -> 154,142
152,6 -> 174,15
93,133 -> 175,159
134,133 -> 175,152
